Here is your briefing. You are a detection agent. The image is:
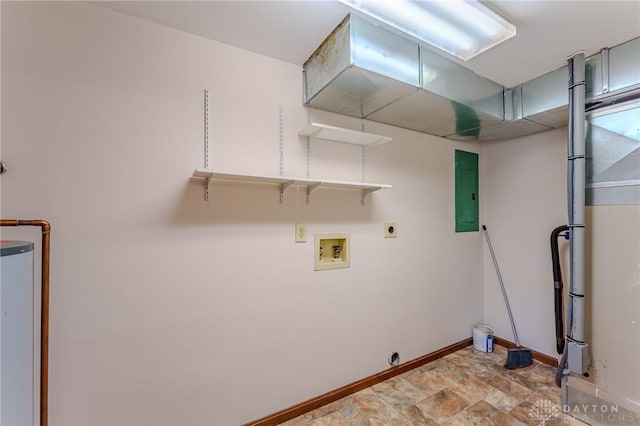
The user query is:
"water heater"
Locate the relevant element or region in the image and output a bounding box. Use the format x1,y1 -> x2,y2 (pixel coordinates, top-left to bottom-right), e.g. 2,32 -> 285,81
1,241 -> 35,426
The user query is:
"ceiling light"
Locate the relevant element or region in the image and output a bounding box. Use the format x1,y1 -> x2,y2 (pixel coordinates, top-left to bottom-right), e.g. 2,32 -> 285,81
339,0 -> 516,61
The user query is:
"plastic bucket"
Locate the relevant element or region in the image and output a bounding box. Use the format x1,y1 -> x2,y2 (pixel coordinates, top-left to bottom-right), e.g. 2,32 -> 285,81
473,322 -> 494,353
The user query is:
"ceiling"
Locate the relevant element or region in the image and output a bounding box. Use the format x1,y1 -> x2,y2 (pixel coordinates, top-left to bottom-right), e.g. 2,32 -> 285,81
96,1 -> 640,87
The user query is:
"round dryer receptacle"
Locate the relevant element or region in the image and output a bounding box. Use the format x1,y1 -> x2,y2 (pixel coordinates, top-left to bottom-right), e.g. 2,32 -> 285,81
388,351 -> 400,366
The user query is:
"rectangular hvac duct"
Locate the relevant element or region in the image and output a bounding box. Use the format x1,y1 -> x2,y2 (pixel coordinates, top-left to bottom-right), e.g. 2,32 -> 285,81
303,14 -> 420,118
609,38 -> 640,94
368,45 -> 505,139
303,15 -> 640,141
520,67 -> 568,128
304,14 -> 508,139
585,38 -> 640,99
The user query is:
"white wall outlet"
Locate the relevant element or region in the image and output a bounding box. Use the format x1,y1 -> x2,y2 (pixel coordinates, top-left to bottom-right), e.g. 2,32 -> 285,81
384,222 -> 397,238
295,224 -> 307,243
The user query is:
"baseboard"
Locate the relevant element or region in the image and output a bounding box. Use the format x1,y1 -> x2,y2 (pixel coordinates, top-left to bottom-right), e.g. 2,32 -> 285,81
244,337 -> 473,426
493,336 -> 558,367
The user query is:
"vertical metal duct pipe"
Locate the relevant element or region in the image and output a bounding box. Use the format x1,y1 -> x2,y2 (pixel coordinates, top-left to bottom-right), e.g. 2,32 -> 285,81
0,219 -> 51,426
558,52 -> 589,394
567,52 -> 588,375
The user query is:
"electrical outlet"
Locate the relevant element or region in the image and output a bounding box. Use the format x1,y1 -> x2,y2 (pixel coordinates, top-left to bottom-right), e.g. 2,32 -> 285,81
384,222 -> 397,238
388,351 -> 400,366
295,224 -> 307,243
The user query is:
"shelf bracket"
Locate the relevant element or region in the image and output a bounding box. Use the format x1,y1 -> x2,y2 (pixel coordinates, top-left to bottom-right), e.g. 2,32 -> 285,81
361,187 -> 378,206
205,177 -> 211,202
306,182 -> 321,204
280,181 -> 294,204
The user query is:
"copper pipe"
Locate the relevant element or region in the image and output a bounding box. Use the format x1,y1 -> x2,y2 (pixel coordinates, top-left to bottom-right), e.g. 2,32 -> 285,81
1,219 -> 50,426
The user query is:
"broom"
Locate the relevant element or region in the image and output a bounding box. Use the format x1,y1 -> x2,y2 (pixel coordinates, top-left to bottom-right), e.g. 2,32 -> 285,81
482,225 -> 533,369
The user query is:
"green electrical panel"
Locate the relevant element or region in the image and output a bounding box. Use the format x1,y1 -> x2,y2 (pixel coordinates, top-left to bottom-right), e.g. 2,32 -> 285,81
455,150 -> 479,232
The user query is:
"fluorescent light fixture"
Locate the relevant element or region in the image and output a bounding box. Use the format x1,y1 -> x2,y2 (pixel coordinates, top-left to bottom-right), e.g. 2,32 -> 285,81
339,0 -> 516,61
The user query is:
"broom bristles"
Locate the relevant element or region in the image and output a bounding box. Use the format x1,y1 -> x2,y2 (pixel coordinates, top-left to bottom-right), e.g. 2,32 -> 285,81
505,348 -> 533,369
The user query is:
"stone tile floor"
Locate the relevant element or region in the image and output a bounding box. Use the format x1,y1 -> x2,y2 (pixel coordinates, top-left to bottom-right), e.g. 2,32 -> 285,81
281,345 -> 589,425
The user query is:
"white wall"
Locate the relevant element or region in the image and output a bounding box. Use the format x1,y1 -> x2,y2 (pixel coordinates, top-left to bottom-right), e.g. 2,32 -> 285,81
482,128 -> 640,403
0,3 -> 484,424
586,205 -> 640,403
482,128 -> 568,356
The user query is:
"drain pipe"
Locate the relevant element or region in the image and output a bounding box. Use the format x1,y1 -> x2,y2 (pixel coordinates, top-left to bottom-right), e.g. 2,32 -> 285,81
0,219 -> 51,426
558,52 -> 589,395
551,225 -> 570,355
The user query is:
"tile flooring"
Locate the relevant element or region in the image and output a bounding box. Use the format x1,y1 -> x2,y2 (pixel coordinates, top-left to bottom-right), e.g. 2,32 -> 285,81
281,345 -> 588,425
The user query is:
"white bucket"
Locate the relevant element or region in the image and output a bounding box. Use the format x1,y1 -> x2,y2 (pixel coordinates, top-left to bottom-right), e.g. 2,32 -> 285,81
473,322 -> 494,353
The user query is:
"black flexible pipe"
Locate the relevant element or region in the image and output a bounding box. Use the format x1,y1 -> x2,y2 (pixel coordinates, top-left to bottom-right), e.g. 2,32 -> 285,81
551,225 -> 570,355
556,344 -> 568,387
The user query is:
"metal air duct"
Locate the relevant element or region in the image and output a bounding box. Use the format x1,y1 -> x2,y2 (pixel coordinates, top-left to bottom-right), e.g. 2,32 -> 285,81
303,15 -> 640,141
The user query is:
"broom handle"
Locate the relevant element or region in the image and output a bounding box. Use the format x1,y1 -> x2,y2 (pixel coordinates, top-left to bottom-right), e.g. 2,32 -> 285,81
482,225 -> 521,347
